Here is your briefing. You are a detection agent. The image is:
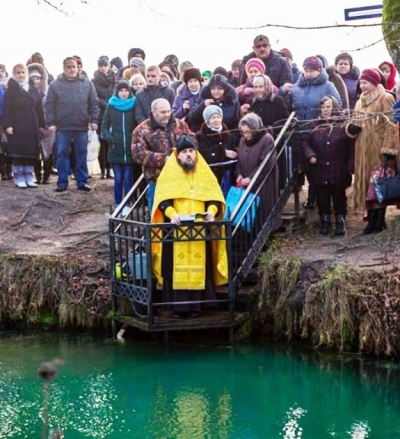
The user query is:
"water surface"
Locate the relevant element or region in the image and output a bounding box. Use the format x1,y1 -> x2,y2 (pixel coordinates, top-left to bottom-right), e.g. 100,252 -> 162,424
0,332 -> 399,438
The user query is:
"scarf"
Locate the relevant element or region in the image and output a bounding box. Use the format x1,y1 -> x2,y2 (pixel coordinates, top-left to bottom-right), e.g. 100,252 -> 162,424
108,95 -> 136,111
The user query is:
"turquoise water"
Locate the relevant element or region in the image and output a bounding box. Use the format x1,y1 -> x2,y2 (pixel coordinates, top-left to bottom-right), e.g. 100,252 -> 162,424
0,332 -> 400,438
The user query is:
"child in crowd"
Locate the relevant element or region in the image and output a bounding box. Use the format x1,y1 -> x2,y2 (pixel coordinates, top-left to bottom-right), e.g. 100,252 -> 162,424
130,73 -> 146,95
101,81 -> 137,212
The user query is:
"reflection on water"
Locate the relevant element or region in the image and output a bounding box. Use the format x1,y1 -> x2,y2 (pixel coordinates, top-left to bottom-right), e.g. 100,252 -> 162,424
0,333 -> 400,438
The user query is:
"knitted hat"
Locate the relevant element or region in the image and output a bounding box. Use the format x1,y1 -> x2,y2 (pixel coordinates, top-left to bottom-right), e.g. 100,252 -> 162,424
97,56 -> 109,67
231,59 -> 241,69
110,57 -> 123,70
164,54 -> 179,69
128,48 -> 145,61
303,56 -> 323,70
203,105 -> 223,124
359,69 -> 381,86
213,66 -> 228,77
29,69 -> 42,78
202,70 -> 212,80
176,135 -> 196,153
245,58 -> 265,74
114,80 -> 132,96
208,74 -> 229,89
335,52 -> 353,67
130,57 -> 146,71
279,48 -> 293,60
183,68 -> 202,85
0,64 -> 6,71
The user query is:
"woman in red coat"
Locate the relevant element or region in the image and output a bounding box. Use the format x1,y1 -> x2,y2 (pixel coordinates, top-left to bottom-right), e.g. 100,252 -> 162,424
300,95 -> 354,236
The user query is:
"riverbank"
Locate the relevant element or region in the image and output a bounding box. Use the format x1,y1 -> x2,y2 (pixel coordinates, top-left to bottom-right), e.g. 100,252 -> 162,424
1,177 -> 400,357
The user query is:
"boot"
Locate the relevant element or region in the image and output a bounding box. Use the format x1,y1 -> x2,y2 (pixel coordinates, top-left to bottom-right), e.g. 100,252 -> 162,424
0,163 -> 6,181
34,160 -> 42,184
24,165 -> 38,188
334,215 -> 346,236
5,157 -> 13,179
106,165 -> 113,179
363,209 -> 378,235
319,214 -> 331,235
303,185 -> 316,209
42,158 -> 52,184
374,208 -> 387,232
13,165 -> 27,188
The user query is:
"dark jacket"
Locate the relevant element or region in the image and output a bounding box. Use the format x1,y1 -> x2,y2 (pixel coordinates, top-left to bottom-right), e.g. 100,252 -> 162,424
102,97 -> 136,165
245,93 -> 289,137
135,84 -> 175,124
196,123 -> 238,182
91,70 -> 115,120
45,73 -> 99,131
239,50 -> 293,87
300,117 -> 355,187
189,83 -> 240,133
2,78 -> 45,158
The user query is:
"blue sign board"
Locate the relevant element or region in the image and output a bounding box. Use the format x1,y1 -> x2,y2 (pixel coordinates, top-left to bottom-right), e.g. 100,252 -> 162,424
344,4 -> 383,21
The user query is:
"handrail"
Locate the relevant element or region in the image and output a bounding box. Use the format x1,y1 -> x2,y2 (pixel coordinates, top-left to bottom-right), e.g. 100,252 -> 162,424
229,111 -> 296,221
229,111 -> 296,230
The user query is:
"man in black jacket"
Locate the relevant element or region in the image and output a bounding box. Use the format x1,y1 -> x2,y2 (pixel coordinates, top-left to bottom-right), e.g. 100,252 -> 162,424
45,56 -> 99,192
239,35 -> 293,88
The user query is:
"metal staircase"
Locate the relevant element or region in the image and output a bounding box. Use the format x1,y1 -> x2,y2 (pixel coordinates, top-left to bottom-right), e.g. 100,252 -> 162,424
108,112 -> 297,342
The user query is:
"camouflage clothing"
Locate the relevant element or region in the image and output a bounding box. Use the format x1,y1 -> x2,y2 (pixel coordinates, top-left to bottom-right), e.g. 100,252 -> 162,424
131,113 -> 196,182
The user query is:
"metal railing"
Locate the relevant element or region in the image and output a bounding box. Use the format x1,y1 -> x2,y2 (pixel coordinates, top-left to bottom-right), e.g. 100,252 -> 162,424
108,112 -> 296,328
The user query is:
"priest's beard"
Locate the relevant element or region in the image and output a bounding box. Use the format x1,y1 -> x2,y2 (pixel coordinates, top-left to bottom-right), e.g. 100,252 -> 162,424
178,159 -> 196,173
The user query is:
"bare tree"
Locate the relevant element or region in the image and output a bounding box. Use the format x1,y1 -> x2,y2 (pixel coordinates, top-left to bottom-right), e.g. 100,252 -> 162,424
36,0 -> 89,14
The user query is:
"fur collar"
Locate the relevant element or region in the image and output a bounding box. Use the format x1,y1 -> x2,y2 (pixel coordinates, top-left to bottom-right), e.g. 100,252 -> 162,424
360,84 -> 385,107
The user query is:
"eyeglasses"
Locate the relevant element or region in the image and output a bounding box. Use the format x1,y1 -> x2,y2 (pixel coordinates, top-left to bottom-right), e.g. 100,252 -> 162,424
255,44 -> 269,49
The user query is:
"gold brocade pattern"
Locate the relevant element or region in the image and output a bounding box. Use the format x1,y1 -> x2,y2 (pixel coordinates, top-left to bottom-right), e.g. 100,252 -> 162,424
151,150 -> 229,288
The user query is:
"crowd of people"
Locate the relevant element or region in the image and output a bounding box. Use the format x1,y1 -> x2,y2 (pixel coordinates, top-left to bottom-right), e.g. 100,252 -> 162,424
0,36 -> 399,239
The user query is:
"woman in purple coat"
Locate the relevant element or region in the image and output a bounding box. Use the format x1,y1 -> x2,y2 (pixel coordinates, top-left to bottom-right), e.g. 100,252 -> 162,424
236,113 -> 281,232
300,95 -> 354,236
171,68 -> 203,131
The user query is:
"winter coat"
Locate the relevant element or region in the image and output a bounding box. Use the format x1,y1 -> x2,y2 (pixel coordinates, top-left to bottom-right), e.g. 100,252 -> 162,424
236,130 -> 281,230
27,62 -> 55,155
131,114 -> 196,182
171,83 -> 203,130
189,82 -> 240,133
300,117 -> 355,187
45,73 -> 99,131
2,78 -> 45,159
346,84 -> 400,210
338,66 -> 359,110
326,66 -> 349,112
239,50 -> 293,87
196,123 -> 238,183
0,84 -> 3,122
102,97 -> 136,165
245,93 -> 289,137
286,69 -> 343,123
135,84 -> 175,124
91,70 -> 115,120
292,63 -> 301,84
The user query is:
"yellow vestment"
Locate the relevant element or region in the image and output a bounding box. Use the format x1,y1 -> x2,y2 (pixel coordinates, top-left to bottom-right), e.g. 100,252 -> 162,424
151,150 -> 229,289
